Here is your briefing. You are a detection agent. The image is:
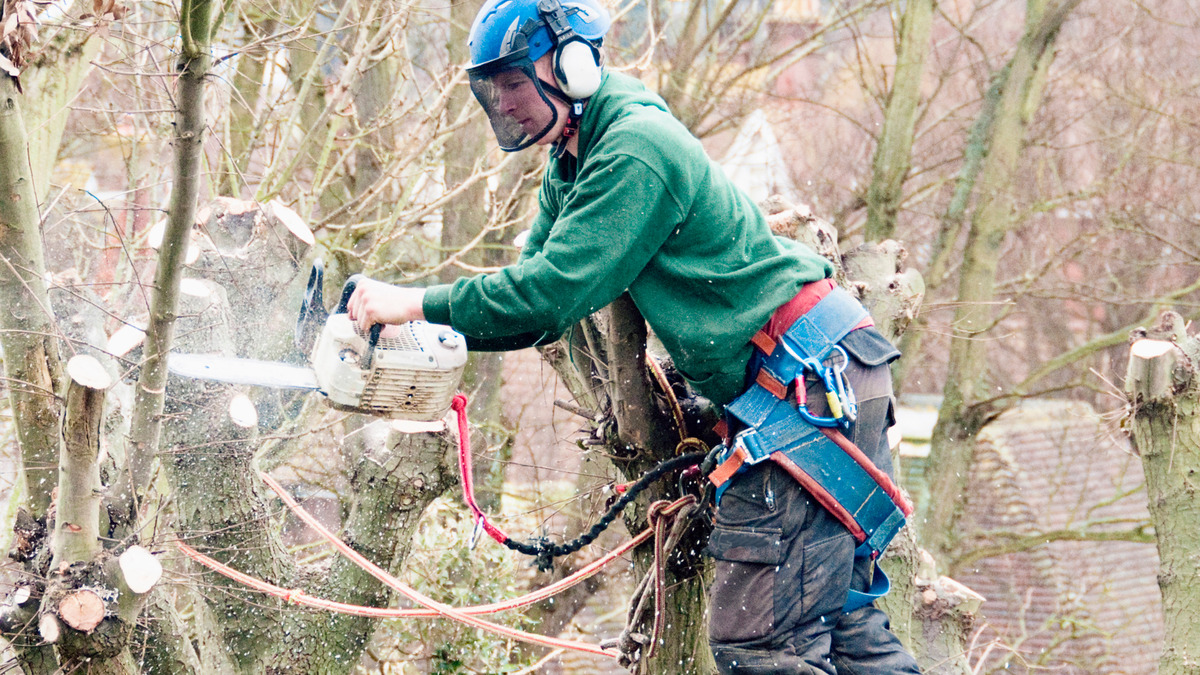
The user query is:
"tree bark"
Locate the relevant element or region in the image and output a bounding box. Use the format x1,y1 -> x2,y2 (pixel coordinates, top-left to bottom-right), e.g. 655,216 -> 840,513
864,0 -> 933,243
52,356 -> 110,568
1125,313 -> 1200,675
165,385 -> 291,674
0,73 -> 64,521
280,424 -> 457,672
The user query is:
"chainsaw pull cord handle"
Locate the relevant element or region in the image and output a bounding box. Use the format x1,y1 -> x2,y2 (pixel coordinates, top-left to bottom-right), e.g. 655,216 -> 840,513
452,394 -> 510,548
336,274 -> 384,371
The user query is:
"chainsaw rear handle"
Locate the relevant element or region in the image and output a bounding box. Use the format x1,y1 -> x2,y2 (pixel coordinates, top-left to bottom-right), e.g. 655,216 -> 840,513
336,274 -> 383,371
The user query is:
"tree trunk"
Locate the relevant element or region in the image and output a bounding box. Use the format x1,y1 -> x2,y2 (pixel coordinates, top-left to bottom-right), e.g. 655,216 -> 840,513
165,383 -> 290,674
0,73 -> 64,521
36,355 -> 162,671
111,0 -> 218,538
864,0 -> 933,243
923,0 -> 1081,564
52,356 -> 109,568
280,425 -> 457,671
21,25 -> 102,202
1125,313 -> 1200,675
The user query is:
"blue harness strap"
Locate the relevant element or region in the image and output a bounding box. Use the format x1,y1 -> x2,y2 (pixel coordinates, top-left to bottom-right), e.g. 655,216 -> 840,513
710,285 -> 911,613
844,560 -> 891,614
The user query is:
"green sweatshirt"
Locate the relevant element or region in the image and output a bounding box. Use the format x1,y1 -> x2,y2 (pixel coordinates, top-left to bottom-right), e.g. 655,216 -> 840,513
423,71 -> 833,406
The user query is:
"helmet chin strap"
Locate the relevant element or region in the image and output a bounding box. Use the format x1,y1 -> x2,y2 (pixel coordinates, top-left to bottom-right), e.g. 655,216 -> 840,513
540,78 -> 587,158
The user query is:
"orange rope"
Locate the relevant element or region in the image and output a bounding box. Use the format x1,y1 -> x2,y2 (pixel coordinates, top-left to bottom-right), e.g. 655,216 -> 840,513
178,484 -> 698,657
253,471 -> 617,657
177,522 -> 657,619
176,426 -> 698,657
645,353 -> 687,441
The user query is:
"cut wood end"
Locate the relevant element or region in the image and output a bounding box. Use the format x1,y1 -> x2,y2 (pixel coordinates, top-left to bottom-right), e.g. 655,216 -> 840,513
147,220 -> 166,248
66,355 -> 112,390
1130,339 -> 1177,359
147,221 -> 199,262
38,613 -> 60,643
886,425 -> 903,451
915,549 -> 938,581
921,589 -> 938,605
119,545 -> 163,594
939,575 -> 986,612
106,322 -> 146,357
185,235 -> 199,264
229,394 -> 259,428
180,278 -> 212,298
58,589 -> 105,632
11,585 -> 30,606
268,199 -> 316,246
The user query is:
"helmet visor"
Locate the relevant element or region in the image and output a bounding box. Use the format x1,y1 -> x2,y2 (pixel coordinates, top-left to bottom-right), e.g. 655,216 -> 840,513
468,59 -> 559,152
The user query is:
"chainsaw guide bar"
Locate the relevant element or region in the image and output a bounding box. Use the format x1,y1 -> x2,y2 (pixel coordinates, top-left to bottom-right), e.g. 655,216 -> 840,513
168,353 -> 321,391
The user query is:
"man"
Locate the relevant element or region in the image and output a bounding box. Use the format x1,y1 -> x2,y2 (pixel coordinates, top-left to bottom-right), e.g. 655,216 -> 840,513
348,0 -> 921,672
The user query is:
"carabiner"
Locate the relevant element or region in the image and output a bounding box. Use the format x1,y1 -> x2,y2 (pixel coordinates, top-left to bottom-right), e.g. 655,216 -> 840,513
793,373 -> 843,428
829,345 -> 857,425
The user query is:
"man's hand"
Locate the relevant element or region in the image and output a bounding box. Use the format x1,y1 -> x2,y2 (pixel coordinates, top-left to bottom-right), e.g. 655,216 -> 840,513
347,278 -> 426,333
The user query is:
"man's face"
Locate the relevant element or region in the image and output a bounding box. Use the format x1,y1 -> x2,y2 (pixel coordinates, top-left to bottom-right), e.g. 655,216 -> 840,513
493,56 -> 568,146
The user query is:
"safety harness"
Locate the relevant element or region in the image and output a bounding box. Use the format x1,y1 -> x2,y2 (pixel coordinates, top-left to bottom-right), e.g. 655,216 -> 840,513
708,281 -> 913,612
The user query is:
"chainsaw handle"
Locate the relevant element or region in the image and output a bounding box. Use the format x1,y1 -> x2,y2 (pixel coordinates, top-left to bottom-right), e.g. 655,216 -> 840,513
295,259 -> 329,355
336,274 -> 383,371
335,274 -> 364,314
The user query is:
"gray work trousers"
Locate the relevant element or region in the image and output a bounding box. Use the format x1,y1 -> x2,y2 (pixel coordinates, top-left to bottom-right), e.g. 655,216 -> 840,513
706,330 -> 922,674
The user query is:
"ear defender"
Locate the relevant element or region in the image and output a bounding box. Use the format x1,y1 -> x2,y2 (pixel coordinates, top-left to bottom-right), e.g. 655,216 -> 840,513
538,0 -> 603,99
554,39 -> 601,99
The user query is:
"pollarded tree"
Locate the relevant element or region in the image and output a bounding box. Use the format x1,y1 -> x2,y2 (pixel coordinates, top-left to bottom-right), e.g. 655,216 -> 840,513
1125,312 -> 1200,675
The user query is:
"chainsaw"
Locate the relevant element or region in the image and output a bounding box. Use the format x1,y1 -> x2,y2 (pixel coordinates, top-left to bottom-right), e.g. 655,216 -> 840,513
168,260 -> 468,420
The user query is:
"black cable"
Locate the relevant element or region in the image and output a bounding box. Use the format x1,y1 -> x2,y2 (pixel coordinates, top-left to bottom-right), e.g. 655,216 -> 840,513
503,451 -> 708,571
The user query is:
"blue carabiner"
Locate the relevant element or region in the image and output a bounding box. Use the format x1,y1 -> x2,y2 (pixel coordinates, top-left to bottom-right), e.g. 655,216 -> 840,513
791,365 -> 843,429
781,340 -> 855,429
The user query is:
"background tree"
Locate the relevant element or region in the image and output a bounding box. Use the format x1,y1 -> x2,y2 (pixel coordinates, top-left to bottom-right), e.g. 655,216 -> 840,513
1126,312 -> 1200,675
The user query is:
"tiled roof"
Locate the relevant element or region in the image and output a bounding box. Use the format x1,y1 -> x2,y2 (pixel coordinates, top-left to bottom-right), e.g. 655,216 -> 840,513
954,401 -> 1161,674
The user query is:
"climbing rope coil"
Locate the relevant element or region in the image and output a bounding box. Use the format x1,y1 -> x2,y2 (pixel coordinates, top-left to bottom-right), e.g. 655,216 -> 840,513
178,390 -> 708,663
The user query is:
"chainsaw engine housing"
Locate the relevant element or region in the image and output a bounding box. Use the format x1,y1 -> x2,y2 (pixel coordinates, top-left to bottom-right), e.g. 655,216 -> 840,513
312,314 -> 467,419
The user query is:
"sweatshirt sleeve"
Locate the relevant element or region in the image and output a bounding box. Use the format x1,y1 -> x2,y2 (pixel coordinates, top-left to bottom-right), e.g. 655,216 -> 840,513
422,152 -> 683,343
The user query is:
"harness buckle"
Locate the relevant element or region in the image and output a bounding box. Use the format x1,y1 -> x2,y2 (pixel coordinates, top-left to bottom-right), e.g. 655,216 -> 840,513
732,428 -> 773,466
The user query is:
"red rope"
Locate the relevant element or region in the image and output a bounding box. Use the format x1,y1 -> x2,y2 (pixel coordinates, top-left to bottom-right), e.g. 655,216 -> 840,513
452,394 -> 509,545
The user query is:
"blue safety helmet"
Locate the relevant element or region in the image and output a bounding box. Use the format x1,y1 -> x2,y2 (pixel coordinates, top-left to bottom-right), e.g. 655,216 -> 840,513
467,0 -> 611,151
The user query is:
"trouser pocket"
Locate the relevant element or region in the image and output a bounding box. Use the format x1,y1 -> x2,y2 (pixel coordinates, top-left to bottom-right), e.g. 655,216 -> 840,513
705,525 -> 784,643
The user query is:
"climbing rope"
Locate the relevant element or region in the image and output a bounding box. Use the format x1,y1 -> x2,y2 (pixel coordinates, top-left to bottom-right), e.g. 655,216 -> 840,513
601,495 -> 701,672
178,475 -> 701,660
256,471 -> 618,657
